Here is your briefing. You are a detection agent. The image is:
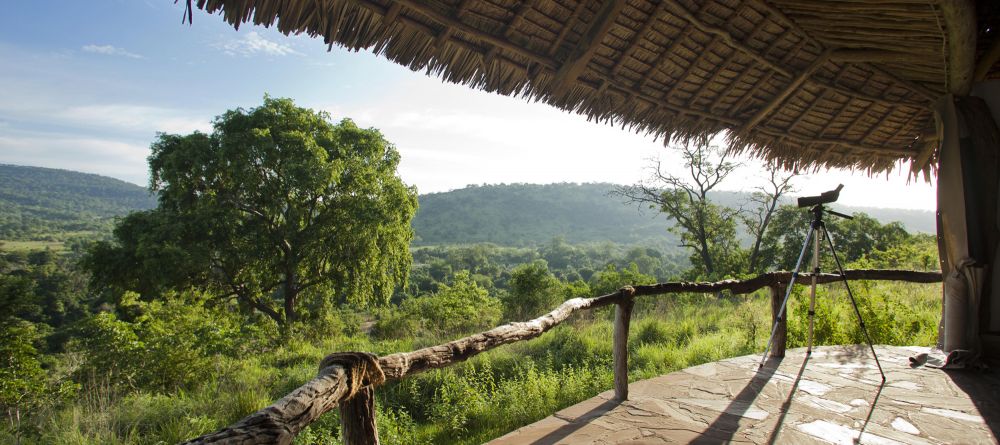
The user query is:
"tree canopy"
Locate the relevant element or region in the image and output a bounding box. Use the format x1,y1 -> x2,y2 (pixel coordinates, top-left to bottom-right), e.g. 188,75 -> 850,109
85,97 -> 417,327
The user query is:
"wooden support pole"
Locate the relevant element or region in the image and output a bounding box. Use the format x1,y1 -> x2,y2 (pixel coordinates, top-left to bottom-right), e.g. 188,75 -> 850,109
937,0 -> 976,95
340,387 -> 379,445
769,284 -> 788,358
613,295 -> 634,401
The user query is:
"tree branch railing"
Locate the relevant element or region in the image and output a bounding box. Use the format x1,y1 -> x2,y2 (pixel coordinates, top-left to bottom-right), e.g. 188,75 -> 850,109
182,269 -> 941,445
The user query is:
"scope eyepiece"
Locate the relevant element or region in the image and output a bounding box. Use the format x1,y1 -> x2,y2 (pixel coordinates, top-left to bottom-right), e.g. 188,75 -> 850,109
797,184 -> 844,208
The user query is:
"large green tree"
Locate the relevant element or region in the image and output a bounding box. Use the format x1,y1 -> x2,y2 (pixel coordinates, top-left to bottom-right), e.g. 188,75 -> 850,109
86,97 -> 417,327
615,143 -> 744,279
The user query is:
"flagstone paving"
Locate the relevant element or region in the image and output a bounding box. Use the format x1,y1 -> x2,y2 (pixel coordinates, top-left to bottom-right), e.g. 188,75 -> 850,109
487,345 -> 1000,444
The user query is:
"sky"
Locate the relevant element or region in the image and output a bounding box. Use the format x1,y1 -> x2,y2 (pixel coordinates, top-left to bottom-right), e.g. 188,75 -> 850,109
0,1 -> 937,210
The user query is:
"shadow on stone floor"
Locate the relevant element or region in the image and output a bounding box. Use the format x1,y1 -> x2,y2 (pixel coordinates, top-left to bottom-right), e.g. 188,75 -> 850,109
524,398 -> 622,445
766,354 -> 808,444
945,366 -> 1000,440
688,355 -> 783,444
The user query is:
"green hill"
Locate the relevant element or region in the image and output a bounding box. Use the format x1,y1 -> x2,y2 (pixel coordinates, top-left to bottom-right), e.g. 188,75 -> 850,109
412,183 -> 936,247
0,165 -> 935,248
412,183 -> 677,248
0,164 -> 156,242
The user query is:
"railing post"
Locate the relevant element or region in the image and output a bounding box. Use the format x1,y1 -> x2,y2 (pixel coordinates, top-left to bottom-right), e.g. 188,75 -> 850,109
769,284 -> 788,358
613,293 -> 634,401
340,386 -> 379,445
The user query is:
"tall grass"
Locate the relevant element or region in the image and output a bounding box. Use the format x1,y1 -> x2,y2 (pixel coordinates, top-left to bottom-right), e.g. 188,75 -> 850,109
12,281 -> 940,444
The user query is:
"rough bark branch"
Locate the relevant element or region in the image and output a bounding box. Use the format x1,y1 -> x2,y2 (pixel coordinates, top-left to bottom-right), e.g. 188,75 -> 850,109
182,366 -> 353,445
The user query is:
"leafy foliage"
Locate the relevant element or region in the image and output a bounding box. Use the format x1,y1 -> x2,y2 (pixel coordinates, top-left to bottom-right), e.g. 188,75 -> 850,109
84,97 -> 418,327
504,260 -> 564,321
72,293 -> 258,392
616,143 -> 748,279
376,272 -> 502,339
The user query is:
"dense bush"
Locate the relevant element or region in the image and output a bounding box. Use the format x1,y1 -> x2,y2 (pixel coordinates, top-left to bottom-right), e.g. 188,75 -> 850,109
375,272 -> 502,339
72,292 -> 261,392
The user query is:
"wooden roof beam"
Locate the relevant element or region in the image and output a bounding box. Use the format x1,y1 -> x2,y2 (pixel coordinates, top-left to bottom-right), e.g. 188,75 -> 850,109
856,105 -> 894,144
739,50 -> 832,134
547,1 -> 587,57
685,6 -> 755,109
551,1 -> 625,96
786,87 -> 827,134
937,0 -> 976,95
503,0 -> 537,38
609,2 -> 669,78
829,49 -> 927,64
752,128 -> 918,157
636,23 -> 695,92
664,0 -> 792,78
392,0 -> 555,69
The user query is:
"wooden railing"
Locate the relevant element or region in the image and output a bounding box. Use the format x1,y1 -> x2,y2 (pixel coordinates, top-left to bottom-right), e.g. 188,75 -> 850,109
182,269 -> 941,445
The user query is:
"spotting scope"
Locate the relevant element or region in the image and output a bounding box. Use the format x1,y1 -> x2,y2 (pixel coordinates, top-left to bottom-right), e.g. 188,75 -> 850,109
797,184 -> 844,208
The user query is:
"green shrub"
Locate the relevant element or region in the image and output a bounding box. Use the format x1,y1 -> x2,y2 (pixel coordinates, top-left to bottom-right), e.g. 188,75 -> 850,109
376,272 -> 502,339
632,319 -> 672,346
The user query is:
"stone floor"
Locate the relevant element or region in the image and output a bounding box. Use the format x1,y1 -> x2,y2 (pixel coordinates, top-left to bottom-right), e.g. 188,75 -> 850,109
487,345 -> 1000,444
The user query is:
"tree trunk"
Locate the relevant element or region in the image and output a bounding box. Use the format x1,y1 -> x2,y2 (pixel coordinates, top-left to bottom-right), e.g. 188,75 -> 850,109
284,266 -> 299,325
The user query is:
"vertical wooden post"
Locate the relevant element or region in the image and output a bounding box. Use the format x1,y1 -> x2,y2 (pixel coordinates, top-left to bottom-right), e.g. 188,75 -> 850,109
770,284 -> 788,358
613,297 -> 634,401
340,386 -> 379,445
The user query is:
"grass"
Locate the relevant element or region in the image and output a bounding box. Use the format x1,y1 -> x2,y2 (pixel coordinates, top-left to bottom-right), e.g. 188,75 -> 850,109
1,239 -> 65,252
9,281 -> 941,444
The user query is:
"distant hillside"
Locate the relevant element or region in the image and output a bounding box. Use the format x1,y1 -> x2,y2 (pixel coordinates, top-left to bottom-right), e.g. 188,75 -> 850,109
0,164 -> 935,247
412,183 -> 936,247
707,190 -> 936,234
0,164 -> 156,240
413,183 -> 677,248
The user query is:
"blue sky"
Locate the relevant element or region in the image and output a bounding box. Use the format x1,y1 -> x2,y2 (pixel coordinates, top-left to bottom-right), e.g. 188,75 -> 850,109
0,1 -> 937,210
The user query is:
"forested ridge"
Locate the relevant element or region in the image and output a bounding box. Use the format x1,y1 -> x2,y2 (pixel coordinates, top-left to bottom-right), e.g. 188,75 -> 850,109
414,183 -> 935,247
0,165 -> 933,248
413,183 -> 676,247
0,164 -> 155,241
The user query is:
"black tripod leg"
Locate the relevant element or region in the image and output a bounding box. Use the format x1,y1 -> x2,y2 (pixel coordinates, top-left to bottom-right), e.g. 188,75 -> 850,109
821,228 -> 887,382
759,225 -> 816,369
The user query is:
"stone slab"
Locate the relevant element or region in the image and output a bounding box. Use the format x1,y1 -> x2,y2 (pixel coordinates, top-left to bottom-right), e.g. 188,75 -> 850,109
486,346 -> 1000,444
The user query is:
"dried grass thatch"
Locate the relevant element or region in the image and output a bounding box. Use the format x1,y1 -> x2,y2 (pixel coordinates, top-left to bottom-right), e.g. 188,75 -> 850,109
184,0 -> 1000,174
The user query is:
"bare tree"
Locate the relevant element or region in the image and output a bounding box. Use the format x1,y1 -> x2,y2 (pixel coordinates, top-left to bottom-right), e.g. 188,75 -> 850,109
740,164 -> 797,274
615,143 -> 742,279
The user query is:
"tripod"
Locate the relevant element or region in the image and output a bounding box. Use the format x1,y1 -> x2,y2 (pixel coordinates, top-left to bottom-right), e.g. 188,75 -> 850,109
758,201 -> 886,382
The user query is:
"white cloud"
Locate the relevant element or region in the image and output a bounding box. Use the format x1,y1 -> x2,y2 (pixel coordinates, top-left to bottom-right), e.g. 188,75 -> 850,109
55,104 -> 212,135
82,44 -> 143,59
0,134 -> 150,185
215,31 -> 302,57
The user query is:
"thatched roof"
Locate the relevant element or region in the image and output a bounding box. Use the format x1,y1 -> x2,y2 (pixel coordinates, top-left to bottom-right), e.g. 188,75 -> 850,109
185,0 -> 1000,174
